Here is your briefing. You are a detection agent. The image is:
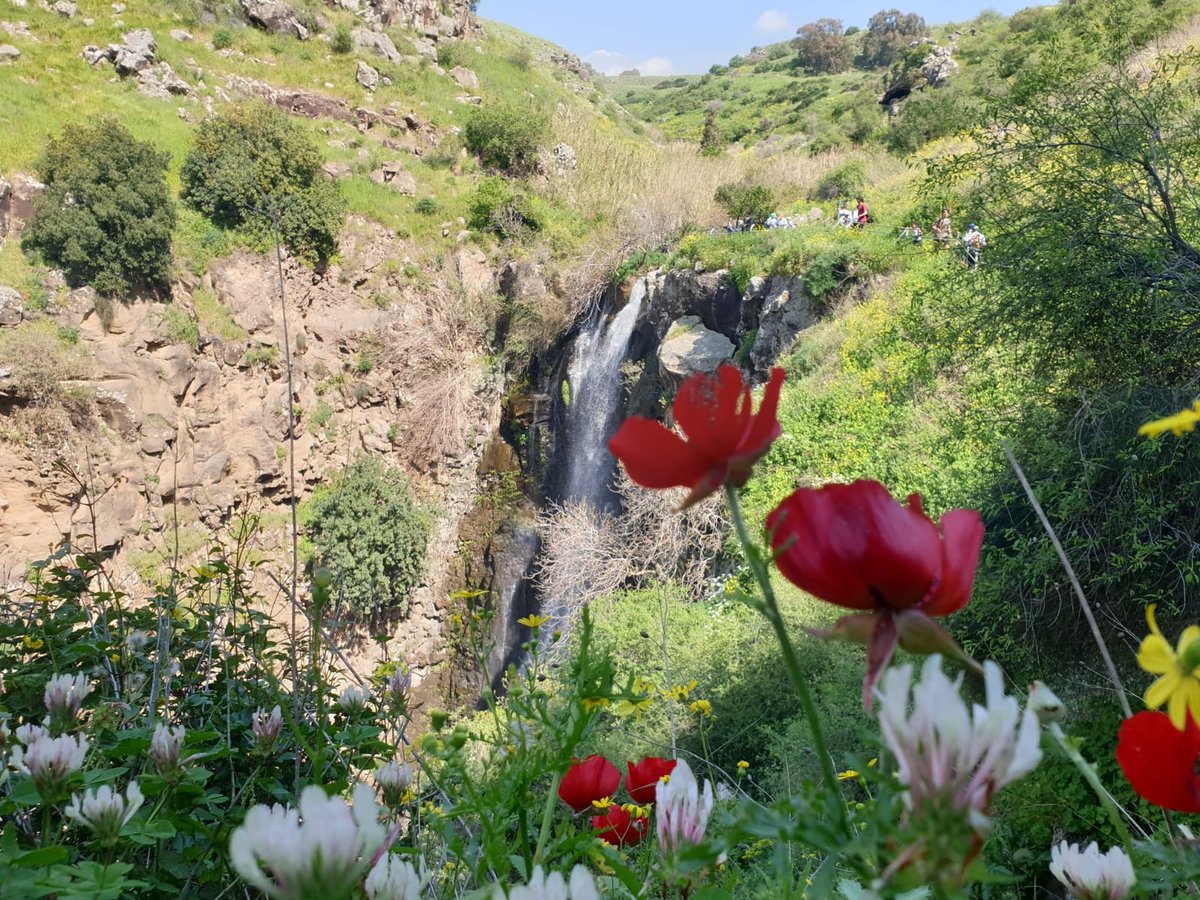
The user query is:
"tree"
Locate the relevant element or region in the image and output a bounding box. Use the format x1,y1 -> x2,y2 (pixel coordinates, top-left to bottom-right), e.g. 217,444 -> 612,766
302,458 -> 429,621
463,101 -> 549,175
792,19 -> 852,75
714,182 -> 775,222
22,118 -> 176,297
699,107 -> 723,157
935,49 -> 1200,385
180,104 -> 344,265
861,8 -> 928,69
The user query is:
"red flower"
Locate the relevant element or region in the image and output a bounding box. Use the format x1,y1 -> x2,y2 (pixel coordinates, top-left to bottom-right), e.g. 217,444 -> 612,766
558,755 -> 620,814
592,806 -> 647,846
768,480 -> 984,708
1117,710 -> 1200,812
626,757 -> 676,806
609,365 -> 785,508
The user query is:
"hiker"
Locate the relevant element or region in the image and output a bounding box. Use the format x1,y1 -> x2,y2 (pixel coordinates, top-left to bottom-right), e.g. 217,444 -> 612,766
962,223 -> 987,268
932,207 -> 953,250
766,212 -> 779,229
901,221 -> 923,245
855,197 -> 869,230
837,200 -> 854,229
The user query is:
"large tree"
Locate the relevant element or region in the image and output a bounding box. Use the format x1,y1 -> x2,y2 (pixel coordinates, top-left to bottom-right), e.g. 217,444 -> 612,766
792,19 -> 852,74
861,8 -> 928,68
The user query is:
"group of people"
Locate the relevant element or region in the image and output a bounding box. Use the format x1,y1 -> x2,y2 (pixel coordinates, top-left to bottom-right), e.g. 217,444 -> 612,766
724,213 -> 799,232
836,197 -> 870,230
901,207 -> 988,267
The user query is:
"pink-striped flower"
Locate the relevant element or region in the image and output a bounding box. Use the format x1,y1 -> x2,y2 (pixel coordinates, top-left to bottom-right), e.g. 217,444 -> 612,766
655,759 -> 714,854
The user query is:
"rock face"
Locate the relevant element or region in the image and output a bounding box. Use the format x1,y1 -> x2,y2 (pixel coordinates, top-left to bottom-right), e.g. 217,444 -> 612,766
658,316 -> 734,388
742,276 -> 816,373
137,62 -> 190,99
351,27 -> 403,63
84,28 -> 157,73
0,286 -> 23,326
240,0 -> 309,40
921,44 -> 958,87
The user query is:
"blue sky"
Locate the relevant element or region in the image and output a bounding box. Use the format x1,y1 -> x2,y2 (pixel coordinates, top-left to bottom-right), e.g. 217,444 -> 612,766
480,2 -> 1056,75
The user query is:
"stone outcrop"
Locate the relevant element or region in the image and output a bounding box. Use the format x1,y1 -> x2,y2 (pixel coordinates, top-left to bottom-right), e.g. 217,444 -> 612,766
742,276 -> 816,373
240,0 -> 310,40
448,65 -> 477,90
137,62 -> 190,99
351,27 -> 403,63
0,43 -> 19,61
369,160 -> 416,194
336,0 -> 475,37
82,28 -> 156,74
356,59 -> 379,90
658,316 -> 733,389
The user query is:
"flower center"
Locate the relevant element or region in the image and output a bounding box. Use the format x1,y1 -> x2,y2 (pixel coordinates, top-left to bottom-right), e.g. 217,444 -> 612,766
1180,637 -> 1200,674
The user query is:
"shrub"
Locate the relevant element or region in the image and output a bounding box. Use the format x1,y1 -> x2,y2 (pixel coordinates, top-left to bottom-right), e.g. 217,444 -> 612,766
463,101 -> 548,174
812,160 -> 866,200
713,182 -> 775,222
22,118 -> 176,297
414,196 -> 438,215
301,457 -> 428,620
467,176 -> 542,236
180,104 -> 345,264
331,24 -> 352,54
212,28 -> 233,50
804,246 -> 858,299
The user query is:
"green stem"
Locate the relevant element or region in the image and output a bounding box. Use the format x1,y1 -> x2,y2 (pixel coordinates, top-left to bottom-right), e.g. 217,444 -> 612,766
724,483 -> 849,838
1048,723 -> 1133,852
532,771 -> 561,865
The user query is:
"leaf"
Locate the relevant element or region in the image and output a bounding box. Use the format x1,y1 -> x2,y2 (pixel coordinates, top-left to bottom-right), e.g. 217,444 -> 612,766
13,846 -> 69,867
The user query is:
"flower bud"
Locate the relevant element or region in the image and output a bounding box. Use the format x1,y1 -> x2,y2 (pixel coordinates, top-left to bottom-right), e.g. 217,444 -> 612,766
365,854 -> 427,900
1028,681 -> 1063,725
384,667 -> 411,714
375,760 -> 414,808
44,674 -> 90,735
150,723 -> 185,774
13,733 -> 89,799
338,685 -> 370,715
251,705 -> 283,753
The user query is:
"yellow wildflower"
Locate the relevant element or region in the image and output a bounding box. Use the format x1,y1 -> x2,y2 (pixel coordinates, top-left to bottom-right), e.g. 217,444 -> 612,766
613,677 -> 655,718
33,593 -> 52,604
736,760 -> 750,771
1139,603 -> 1200,730
621,803 -> 650,818
582,697 -> 610,712
591,797 -> 613,810
518,614 -> 550,628
22,636 -> 43,650
837,769 -> 860,781
1139,400 -> 1200,438
665,679 -> 698,702
689,699 -> 712,717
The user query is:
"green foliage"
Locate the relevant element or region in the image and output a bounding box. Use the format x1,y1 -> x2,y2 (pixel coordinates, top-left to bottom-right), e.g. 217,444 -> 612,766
180,104 -> 345,265
467,176 -> 542,236
713,182 -> 775,222
301,458 -> 428,620
331,23 -> 352,54
462,101 -> 548,174
158,303 -> 200,351
699,108 -> 723,157
22,118 -> 175,297
792,18 -> 853,74
812,160 -> 866,200
413,196 -> 438,215
860,9 -> 928,69
211,28 -> 233,50
803,247 -> 856,299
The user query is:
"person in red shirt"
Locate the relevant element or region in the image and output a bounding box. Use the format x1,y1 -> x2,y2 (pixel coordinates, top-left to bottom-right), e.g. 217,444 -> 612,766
855,196 -> 869,230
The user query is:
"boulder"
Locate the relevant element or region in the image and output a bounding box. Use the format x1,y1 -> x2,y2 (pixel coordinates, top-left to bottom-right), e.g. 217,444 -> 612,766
355,59 -> 379,90
170,28 -> 193,41
240,0 -> 309,39
448,65 -> 478,91
52,0 -> 76,17
81,43 -> 111,65
453,245 -> 493,295
0,44 -> 19,62
658,316 -> 734,388
0,176 -> 9,238
369,160 -> 416,195
351,27 -> 401,63
0,286 -> 22,326
321,161 -> 352,180
137,62 -> 190,99
111,28 -> 156,74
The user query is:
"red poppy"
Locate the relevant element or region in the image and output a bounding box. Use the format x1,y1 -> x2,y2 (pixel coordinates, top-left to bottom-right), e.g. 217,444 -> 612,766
626,757 -> 676,806
1116,710 -> 1200,812
592,806 -> 647,846
609,365 -> 785,508
767,480 -> 984,708
558,755 -> 621,814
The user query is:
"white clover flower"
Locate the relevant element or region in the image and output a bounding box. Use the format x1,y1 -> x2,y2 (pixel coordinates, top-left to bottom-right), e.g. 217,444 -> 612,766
252,705 -> 284,751
875,656 -> 1042,834
1050,841 -> 1135,900
495,865 -> 600,900
15,722 -> 47,746
375,760 -> 414,808
655,758 -> 714,854
44,674 -> 90,733
229,783 -> 387,900
12,733 -> 89,797
338,684 -> 371,715
364,854 -> 428,900
150,723 -> 186,774
384,668 -> 411,711
0,720 -> 9,752
65,781 -> 144,845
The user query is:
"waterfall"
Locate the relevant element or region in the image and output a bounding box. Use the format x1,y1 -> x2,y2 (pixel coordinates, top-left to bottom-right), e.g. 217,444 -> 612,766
562,278 -> 646,508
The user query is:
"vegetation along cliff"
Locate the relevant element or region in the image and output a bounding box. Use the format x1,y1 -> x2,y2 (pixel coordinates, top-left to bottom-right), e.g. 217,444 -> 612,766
1,0 -> 1200,895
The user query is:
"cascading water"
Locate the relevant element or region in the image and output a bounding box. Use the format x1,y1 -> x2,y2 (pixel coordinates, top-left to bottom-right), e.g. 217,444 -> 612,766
562,278 -> 646,509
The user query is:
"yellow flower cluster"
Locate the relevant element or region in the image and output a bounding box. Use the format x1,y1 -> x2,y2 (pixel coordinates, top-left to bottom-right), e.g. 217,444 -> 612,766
664,679 -> 699,702
689,699 -> 713,717
1139,400 -> 1200,438
614,677 -> 655,718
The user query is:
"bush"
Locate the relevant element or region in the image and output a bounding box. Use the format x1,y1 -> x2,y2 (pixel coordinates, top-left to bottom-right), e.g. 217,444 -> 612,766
804,246 -> 858,299
812,159 -> 866,200
180,104 -> 345,264
302,457 -> 428,620
22,118 -> 176,297
463,101 -> 548,174
331,23 -> 352,54
414,196 -> 438,215
467,176 -> 542,236
713,182 -> 775,222
212,28 -> 233,50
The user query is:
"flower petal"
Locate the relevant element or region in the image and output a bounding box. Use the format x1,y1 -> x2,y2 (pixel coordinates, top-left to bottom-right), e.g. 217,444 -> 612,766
1145,671 -> 1180,713
863,611 -> 899,712
673,365 -> 749,462
1117,711 -> 1200,812
1137,634 -> 1176,676
608,417 -> 712,491
768,485 -> 874,609
859,484 -> 942,609
733,366 -> 785,462
922,508 -> 984,616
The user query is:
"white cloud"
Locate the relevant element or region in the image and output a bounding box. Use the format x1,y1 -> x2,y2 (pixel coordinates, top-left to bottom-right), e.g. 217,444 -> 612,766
585,49 -> 675,77
754,9 -> 791,34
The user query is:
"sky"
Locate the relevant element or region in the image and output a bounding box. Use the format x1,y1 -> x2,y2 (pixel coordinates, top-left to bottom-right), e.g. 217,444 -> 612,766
479,1 -> 1056,76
